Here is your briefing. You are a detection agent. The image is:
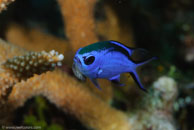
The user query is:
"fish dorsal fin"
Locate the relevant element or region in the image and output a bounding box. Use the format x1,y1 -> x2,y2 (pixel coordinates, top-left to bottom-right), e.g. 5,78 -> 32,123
109,40 -> 133,56
78,40 -> 133,60
110,41 -> 155,65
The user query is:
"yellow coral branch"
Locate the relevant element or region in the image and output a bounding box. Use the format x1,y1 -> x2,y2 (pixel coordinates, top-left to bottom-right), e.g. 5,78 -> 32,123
57,0 -> 98,52
0,39 -> 25,110
0,39 -> 120,129
5,24 -> 71,54
5,24 -> 73,65
8,70 -> 131,130
0,39 -> 26,64
96,5 -> 134,46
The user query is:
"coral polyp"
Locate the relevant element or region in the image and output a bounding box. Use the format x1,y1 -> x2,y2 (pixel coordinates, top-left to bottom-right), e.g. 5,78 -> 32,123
3,50 -> 64,80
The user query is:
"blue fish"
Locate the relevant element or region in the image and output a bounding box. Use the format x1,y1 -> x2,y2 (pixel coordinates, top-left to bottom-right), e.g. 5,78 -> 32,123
72,40 -> 157,91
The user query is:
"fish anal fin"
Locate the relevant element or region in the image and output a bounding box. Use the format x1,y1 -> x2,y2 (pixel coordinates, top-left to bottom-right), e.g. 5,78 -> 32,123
90,78 -> 101,90
129,71 -> 147,92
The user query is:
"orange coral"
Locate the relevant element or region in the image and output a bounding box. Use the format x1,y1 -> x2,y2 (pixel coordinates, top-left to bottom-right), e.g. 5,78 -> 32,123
0,39 -> 125,129
0,39 -> 63,101
0,0 -> 178,129
57,0 -> 98,52
0,39 -> 24,122
96,5 -> 134,46
0,39 -> 26,64
5,24 -> 113,102
0,0 -> 136,129
5,24 -> 71,55
8,70 -> 131,130
5,24 -> 73,65
0,39 -> 26,95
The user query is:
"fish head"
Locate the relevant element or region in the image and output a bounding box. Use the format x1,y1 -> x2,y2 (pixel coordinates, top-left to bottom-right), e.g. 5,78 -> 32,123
73,48 -> 102,79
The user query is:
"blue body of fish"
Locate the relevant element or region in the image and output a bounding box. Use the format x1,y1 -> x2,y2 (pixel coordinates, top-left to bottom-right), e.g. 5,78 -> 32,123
72,40 -> 156,91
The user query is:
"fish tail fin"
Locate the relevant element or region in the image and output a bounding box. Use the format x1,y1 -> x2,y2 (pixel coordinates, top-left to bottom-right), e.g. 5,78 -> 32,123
130,56 -> 157,92
129,71 -> 147,92
136,56 -> 158,67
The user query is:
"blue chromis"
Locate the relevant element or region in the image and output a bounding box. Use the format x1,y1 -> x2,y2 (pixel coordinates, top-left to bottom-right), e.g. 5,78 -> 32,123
72,40 -> 157,91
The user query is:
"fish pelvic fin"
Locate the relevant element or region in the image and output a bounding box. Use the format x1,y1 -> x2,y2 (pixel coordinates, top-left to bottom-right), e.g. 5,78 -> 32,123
136,56 -> 158,67
129,71 -> 147,92
90,78 -> 101,90
109,75 -> 125,86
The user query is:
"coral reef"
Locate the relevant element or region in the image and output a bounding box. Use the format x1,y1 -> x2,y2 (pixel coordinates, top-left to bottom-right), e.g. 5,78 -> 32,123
0,39 -> 126,129
8,70 -> 131,130
0,38 -> 25,124
57,0 -> 98,52
5,24 -> 114,103
129,76 -> 177,130
5,24 -> 70,54
0,0 -> 186,129
0,39 -> 25,99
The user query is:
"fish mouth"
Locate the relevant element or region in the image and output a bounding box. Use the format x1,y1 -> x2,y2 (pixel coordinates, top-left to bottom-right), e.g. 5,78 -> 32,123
74,56 -> 81,65
72,62 -> 86,81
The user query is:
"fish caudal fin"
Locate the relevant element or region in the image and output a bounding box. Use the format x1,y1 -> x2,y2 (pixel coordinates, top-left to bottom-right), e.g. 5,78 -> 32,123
129,71 -> 147,92
136,56 -> 158,67
90,78 -> 101,90
130,56 -> 157,92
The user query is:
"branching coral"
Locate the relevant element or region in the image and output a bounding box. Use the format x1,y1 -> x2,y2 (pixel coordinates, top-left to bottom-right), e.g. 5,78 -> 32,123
0,39 -> 26,64
5,24 -> 75,67
0,39 -> 63,105
5,24 -> 71,58
0,0 -> 178,129
0,39 -> 25,123
4,24 -> 114,103
8,70 -> 131,130
0,38 -> 123,129
0,0 -> 130,129
96,5 -> 134,46
57,0 -> 98,52
0,39 -> 26,93
0,38 -> 177,130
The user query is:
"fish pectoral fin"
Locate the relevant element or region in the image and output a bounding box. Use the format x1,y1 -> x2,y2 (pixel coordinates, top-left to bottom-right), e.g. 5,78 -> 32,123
90,78 -> 101,90
109,75 -> 125,86
97,68 -> 103,75
129,71 -> 147,92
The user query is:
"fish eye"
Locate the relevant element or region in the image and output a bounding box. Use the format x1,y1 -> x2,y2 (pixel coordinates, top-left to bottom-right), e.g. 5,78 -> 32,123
83,56 -> 95,65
